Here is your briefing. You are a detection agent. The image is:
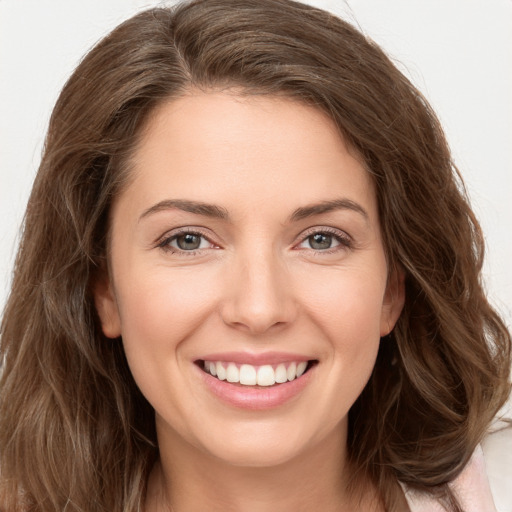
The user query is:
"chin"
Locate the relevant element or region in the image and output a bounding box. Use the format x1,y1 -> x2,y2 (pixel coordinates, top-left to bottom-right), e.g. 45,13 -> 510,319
208,439 -> 308,468
192,418 -> 334,469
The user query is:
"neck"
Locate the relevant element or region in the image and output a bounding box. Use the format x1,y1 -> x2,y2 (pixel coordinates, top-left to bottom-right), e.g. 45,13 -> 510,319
146,421 -> 384,512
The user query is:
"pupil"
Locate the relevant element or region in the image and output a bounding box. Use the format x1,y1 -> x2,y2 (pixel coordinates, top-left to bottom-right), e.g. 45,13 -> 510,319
310,233 -> 332,250
178,234 -> 201,250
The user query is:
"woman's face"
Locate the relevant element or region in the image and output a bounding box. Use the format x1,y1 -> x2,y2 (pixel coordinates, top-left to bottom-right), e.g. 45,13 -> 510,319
95,91 -> 404,468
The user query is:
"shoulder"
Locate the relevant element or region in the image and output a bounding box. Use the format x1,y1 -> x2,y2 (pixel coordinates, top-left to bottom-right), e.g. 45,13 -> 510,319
403,417 -> 512,512
481,415 -> 512,512
403,444 -> 498,512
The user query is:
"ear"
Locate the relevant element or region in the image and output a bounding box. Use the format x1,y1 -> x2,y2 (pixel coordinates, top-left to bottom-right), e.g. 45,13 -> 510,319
380,265 -> 405,337
93,271 -> 122,339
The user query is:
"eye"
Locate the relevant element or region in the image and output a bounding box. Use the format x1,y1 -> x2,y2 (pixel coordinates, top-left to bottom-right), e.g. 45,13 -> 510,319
296,228 -> 351,252
158,229 -> 216,254
172,233 -> 209,251
304,233 -> 339,250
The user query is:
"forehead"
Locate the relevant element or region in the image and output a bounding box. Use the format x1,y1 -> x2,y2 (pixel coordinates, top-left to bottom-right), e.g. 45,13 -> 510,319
120,91 -> 377,222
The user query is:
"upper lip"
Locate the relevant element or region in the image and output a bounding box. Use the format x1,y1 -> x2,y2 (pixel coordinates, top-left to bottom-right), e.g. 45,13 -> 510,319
197,351 -> 314,365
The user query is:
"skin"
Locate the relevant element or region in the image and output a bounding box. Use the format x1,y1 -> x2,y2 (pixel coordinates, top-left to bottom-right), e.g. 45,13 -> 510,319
95,91 -> 405,512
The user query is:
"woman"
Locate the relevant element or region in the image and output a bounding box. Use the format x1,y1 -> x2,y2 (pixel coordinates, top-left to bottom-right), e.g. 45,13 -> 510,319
0,0 -> 510,510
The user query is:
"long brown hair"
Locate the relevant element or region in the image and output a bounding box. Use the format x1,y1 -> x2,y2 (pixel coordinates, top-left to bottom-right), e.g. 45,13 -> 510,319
1,1 -> 510,511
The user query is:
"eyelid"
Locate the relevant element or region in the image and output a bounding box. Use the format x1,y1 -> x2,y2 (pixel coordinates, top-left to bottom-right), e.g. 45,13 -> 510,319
154,225 -> 353,255
293,226 -> 353,252
155,227 -> 219,254
298,226 -> 352,241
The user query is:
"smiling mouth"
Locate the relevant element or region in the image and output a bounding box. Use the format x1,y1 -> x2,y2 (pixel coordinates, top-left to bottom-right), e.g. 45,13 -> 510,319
197,360 -> 318,387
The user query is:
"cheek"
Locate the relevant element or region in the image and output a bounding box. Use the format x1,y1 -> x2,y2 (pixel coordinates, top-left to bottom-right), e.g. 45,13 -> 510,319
297,266 -> 385,384
113,265 -> 224,423
116,264 -> 222,351
300,267 -> 386,340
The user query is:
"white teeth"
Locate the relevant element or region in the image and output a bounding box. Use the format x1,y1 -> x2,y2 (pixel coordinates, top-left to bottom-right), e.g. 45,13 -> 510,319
296,361 -> 308,377
287,362 -> 297,381
239,364 -> 257,385
203,360 -> 311,386
226,363 -> 239,383
216,362 -> 227,381
257,365 -> 275,386
275,364 -> 288,383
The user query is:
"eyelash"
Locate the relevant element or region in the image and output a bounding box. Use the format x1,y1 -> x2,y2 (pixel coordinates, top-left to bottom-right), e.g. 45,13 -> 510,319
298,227 -> 353,255
156,227 -> 353,256
156,228 -> 214,256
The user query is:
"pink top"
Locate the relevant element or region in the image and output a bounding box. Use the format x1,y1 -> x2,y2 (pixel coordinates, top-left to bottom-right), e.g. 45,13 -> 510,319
403,445 -> 496,512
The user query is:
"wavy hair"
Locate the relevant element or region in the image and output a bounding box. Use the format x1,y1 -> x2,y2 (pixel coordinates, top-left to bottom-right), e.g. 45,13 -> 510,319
1,1 -> 510,510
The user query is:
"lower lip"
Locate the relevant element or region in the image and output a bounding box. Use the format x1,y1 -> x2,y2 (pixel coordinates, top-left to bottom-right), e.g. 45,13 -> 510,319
197,363 -> 315,410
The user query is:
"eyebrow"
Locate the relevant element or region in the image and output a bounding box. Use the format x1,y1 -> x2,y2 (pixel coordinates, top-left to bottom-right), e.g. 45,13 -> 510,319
289,198 -> 369,223
139,199 -> 229,222
138,197 -> 369,223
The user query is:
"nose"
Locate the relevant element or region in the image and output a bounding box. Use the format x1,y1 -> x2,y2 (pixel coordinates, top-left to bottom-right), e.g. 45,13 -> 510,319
220,247 -> 297,335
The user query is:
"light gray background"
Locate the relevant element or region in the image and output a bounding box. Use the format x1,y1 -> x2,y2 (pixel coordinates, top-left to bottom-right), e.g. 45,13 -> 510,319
1,0 -> 511,327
